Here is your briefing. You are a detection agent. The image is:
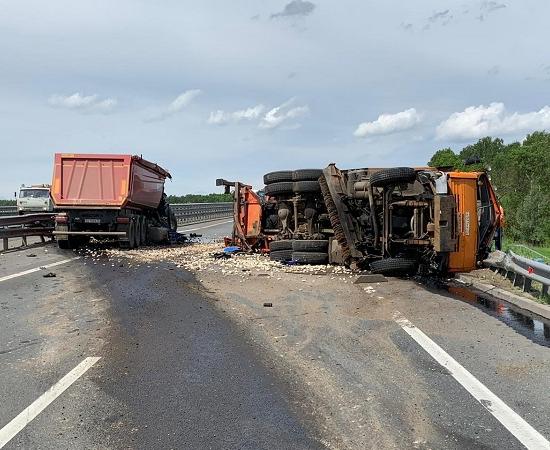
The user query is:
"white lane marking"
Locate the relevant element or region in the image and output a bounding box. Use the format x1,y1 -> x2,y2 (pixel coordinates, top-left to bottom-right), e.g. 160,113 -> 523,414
0,257 -> 80,284
0,357 -> 100,448
179,219 -> 233,233
393,312 -> 550,450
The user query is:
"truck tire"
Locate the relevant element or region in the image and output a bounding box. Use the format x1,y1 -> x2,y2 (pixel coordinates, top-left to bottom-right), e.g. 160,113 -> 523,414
369,257 -> 417,275
269,239 -> 294,251
134,219 -> 142,247
293,181 -> 320,194
292,239 -> 329,252
140,217 -> 148,245
292,169 -> 323,182
370,167 -> 416,187
270,249 -> 293,262
57,239 -> 70,250
291,251 -> 328,265
128,221 -> 136,249
264,182 -> 294,197
263,171 -> 293,185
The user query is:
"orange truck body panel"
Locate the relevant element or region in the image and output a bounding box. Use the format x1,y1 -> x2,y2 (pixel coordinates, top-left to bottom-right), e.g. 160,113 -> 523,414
447,173 -> 479,273
51,153 -> 171,210
446,171 -> 503,272
241,188 -> 262,238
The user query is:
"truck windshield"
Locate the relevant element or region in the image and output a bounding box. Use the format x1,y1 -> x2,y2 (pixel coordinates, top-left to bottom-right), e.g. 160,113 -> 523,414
20,189 -> 49,198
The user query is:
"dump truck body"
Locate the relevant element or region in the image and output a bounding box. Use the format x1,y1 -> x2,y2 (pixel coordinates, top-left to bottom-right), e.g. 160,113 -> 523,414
51,153 -> 169,209
51,153 -> 174,249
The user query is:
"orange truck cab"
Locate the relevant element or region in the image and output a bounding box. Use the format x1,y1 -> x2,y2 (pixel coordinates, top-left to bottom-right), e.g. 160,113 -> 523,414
447,171 -> 503,272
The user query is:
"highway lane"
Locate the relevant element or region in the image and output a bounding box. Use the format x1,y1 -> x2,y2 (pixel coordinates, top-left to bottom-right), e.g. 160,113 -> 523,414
0,235 -> 321,449
1,224 -> 550,449
178,218 -> 233,242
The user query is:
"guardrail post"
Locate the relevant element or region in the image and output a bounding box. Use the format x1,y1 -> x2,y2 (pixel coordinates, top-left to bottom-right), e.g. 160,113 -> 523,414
523,278 -> 532,293
543,285 -> 549,297
2,237 -> 7,251
513,273 -> 523,288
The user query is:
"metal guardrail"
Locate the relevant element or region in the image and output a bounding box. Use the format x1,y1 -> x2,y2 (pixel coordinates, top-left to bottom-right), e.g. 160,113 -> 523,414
0,203 -> 233,251
0,203 -> 233,221
172,202 -> 233,225
0,213 -> 55,251
0,206 -> 17,216
485,250 -> 550,298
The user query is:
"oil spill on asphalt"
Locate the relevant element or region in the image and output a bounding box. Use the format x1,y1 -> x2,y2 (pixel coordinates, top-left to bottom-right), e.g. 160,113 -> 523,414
426,279 -> 550,347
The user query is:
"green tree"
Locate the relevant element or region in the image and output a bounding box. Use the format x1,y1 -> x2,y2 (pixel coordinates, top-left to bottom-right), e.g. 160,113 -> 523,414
428,148 -> 463,169
166,193 -> 233,204
427,131 -> 550,245
515,184 -> 550,245
459,137 -> 505,170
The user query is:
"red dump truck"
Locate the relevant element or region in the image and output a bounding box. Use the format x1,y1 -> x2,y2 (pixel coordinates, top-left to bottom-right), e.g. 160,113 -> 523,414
51,153 -> 176,249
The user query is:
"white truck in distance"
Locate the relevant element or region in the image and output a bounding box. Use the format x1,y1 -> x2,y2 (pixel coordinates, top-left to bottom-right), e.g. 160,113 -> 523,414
17,184 -> 53,214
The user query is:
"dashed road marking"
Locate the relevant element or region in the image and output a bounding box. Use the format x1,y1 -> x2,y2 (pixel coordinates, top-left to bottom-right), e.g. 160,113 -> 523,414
393,311 -> 550,450
0,257 -> 79,283
0,357 -> 101,448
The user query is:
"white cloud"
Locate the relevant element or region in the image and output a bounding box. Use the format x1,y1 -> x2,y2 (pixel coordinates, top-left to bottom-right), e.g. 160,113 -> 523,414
48,92 -> 117,113
436,102 -> 550,140
259,98 -> 309,129
208,104 -> 265,125
147,89 -> 202,122
354,108 -> 421,138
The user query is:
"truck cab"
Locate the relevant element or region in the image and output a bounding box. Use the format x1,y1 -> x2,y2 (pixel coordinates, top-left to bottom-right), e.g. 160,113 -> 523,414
17,184 -> 53,214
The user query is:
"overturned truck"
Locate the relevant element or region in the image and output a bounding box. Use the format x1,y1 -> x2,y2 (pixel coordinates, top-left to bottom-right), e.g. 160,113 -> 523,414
319,165 -> 503,274
222,164 -> 503,275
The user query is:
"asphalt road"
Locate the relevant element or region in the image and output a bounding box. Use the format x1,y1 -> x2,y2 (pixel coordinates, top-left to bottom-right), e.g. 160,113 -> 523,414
1,219 -> 549,449
0,220 -> 321,449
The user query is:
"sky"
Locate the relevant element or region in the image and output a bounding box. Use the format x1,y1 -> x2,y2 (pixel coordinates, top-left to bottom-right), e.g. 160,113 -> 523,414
1,0 -> 549,197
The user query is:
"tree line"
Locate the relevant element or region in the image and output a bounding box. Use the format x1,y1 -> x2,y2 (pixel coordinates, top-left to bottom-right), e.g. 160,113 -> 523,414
166,193 -> 233,204
428,132 -> 550,246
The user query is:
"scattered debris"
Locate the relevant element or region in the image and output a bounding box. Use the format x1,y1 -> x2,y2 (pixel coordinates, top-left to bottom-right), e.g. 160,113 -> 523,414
354,274 -> 387,284
263,302 -> 273,307
42,272 -> 56,278
27,254 -> 37,258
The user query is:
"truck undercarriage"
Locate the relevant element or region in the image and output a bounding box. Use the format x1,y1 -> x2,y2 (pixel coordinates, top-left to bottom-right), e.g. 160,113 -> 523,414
220,164 -> 503,275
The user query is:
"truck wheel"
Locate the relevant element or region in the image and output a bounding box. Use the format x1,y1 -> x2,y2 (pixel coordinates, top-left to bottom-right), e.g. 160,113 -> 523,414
269,239 -> 293,251
57,239 -> 70,250
128,221 -> 136,249
291,251 -> 328,265
140,217 -> 148,245
292,169 -> 323,182
370,167 -> 416,187
292,239 -> 329,252
269,249 -> 293,262
369,257 -> 417,275
293,181 -> 320,194
134,219 -> 142,247
264,182 -> 294,197
263,171 -> 293,185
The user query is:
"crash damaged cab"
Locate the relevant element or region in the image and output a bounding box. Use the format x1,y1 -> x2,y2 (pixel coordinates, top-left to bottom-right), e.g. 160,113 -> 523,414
321,165 -> 503,274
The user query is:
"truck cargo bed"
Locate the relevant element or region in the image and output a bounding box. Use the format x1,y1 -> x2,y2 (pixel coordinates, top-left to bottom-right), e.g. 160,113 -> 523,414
51,153 -> 171,209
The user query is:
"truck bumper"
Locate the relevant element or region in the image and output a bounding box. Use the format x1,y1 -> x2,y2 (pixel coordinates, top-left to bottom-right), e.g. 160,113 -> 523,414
52,231 -> 127,236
